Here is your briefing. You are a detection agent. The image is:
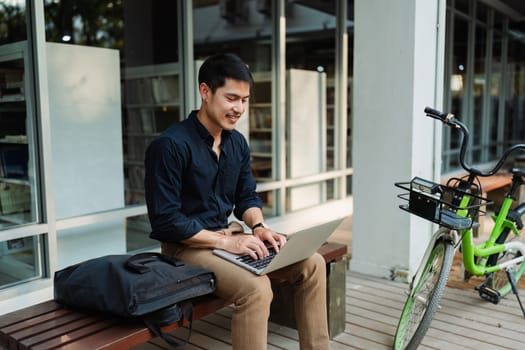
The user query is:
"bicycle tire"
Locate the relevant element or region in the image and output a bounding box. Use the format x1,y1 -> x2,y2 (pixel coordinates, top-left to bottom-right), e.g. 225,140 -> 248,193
394,239 -> 455,350
485,227 -> 525,297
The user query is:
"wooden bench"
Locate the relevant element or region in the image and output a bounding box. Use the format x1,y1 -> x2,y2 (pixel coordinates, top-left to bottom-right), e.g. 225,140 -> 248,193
0,242 -> 348,350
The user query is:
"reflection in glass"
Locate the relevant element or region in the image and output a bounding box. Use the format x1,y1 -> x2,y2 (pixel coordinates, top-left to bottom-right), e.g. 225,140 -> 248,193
445,15 -> 469,172
44,1 -> 180,251
445,3 -> 525,174
0,1 -> 27,45
0,235 -> 42,289
284,2 -> 336,211
0,54 -> 37,229
0,3 -> 33,229
286,2 -> 336,174
44,0 -> 124,49
472,24 -> 487,160
505,37 -> 525,146
489,31 -> 502,159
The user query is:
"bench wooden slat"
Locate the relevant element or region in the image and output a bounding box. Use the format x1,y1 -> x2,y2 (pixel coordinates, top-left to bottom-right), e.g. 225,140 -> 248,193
20,315 -> 108,349
318,242 -> 348,263
5,309 -> 86,337
29,319 -> 123,350
0,301 -> 61,329
9,298 -> 230,350
34,297 -> 231,350
476,173 -> 512,193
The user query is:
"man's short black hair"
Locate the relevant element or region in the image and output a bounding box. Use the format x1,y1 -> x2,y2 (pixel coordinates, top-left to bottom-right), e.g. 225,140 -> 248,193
198,53 -> 253,93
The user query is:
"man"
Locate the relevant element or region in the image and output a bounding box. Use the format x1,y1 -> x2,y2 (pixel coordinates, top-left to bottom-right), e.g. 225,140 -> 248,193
144,53 -> 329,350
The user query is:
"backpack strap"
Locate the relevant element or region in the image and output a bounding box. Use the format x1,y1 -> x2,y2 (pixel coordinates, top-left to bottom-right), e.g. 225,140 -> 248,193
143,301 -> 193,349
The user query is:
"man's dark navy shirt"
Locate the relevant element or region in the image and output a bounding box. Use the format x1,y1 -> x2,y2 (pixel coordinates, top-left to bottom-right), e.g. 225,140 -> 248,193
144,111 -> 262,242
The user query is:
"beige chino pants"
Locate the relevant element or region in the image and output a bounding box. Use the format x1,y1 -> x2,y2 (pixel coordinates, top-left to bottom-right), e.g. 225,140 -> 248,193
161,242 -> 329,350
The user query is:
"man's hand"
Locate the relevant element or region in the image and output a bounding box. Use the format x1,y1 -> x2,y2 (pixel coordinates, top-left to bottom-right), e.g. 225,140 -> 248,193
216,234 -> 275,260
252,227 -> 287,256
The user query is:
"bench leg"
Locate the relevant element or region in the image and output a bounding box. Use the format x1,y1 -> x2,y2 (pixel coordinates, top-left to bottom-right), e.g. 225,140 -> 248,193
327,257 -> 347,338
269,258 -> 347,339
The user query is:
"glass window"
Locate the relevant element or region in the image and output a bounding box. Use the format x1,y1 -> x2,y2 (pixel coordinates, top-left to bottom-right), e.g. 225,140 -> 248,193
285,2 -> 336,211
0,3 -> 37,230
347,1 -> 353,196
193,0 -> 274,212
472,23 -> 487,162
286,1 -> 336,170
476,1 -> 488,23
493,11 -> 504,31
0,1 -> 45,289
488,30 -> 502,159
0,1 -> 27,45
505,36 -> 525,145
44,1 -> 124,49
445,15 -> 470,172
346,9 -> 354,171
44,1 -> 181,251
444,1 -> 524,174
0,235 -> 44,288
0,52 -> 37,229
455,0 -> 471,16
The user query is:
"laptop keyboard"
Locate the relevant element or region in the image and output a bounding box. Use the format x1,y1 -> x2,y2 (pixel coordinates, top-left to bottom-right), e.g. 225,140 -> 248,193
236,247 -> 277,269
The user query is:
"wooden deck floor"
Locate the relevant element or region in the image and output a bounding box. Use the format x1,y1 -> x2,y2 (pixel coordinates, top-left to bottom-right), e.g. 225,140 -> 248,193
135,269 -> 525,350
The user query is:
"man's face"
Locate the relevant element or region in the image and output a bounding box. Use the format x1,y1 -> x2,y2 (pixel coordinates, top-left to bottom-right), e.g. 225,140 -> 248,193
202,78 -> 250,132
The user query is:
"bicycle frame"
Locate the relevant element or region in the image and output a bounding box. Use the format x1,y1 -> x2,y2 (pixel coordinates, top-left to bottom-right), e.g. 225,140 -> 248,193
460,193 -> 525,276
408,181 -> 525,292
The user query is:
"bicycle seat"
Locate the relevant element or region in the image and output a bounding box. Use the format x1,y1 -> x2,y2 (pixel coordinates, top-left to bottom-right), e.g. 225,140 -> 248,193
510,167 -> 525,177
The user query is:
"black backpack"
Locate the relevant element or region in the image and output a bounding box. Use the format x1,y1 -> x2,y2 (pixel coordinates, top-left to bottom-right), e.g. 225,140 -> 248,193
54,252 -> 216,348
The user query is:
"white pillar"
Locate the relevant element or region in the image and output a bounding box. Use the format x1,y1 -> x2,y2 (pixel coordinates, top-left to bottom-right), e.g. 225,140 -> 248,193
351,0 -> 446,280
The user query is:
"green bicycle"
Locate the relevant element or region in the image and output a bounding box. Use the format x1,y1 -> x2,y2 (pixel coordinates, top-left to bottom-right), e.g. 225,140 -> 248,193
393,107 -> 525,350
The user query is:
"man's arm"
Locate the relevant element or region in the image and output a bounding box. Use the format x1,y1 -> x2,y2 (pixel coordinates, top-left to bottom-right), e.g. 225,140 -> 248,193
181,227 -> 275,259
145,136 -> 205,242
180,207 -> 285,259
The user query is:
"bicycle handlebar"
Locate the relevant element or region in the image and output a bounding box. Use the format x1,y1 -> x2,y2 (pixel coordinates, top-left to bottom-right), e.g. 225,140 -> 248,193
424,106 -> 525,177
424,107 -> 450,122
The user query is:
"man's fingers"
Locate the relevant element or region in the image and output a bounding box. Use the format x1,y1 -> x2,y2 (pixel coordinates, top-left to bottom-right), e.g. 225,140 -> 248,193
270,234 -> 286,253
278,234 -> 287,248
266,237 -> 280,253
244,238 -> 268,259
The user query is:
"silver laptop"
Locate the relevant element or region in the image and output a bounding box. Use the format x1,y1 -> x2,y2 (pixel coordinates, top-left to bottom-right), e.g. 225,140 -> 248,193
212,219 -> 343,275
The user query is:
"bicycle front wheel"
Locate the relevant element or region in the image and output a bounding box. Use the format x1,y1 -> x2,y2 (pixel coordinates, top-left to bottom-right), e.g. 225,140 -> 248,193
394,239 -> 455,350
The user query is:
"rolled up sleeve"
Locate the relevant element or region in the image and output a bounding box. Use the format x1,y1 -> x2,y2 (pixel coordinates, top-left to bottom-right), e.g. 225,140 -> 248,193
145,137 -> 203,242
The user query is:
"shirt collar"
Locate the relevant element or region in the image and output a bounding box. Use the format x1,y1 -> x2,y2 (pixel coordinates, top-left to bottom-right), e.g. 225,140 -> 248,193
189,110 -> 233,146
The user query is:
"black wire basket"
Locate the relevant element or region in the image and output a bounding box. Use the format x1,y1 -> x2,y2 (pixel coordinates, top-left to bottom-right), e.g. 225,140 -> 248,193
395,177 -> 491,230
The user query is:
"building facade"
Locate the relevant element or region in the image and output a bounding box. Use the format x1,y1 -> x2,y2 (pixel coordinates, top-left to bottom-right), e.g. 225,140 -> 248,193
0,0 -> 524,313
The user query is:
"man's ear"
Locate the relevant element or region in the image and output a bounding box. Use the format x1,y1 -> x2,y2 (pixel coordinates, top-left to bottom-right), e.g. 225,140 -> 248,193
199,82 -> 210,101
